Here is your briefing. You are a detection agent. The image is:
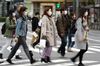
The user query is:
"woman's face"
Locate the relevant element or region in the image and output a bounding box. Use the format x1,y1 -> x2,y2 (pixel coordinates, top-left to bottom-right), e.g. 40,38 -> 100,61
47,9 -> 52,16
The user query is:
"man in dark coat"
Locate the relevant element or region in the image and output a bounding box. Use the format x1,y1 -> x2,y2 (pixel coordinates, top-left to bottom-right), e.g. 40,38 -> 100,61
56,9 -> 71,57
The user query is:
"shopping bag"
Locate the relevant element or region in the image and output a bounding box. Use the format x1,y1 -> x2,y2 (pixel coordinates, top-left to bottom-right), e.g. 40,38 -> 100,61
39,39 -> 46,48
31,32 -> 39,44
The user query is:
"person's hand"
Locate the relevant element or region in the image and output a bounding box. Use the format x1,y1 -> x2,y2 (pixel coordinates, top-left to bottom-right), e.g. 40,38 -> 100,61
14,37 -> 18,42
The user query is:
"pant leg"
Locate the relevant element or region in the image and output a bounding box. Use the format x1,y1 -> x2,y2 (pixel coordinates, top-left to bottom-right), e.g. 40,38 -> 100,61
42,47 -> 52,58
70,34 -> 75,48
21,36 -> 33,61
79,43 -> 88,63
60,35 -> 67,54
68,33 -> 72,48
10,39 -> 22,56
7,39 -> 21,59
79,50 -> 87,63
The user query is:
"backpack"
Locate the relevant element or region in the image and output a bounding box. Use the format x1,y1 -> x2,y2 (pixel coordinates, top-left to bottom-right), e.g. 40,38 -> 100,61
1,23 -> 6,34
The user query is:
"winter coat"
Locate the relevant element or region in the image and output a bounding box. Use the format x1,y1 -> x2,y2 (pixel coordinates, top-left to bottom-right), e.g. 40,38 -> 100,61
56,14 -> 71,37
40,15 -> 57,46
4,17 -> 16,38
75,18 -> 88,50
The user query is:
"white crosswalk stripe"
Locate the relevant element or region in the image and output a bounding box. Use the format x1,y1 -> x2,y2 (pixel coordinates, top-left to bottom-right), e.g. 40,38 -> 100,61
0,59 -> 99,66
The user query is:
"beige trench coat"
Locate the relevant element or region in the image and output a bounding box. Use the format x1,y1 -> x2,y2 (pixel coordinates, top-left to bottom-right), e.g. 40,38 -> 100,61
40,15 -> 57,46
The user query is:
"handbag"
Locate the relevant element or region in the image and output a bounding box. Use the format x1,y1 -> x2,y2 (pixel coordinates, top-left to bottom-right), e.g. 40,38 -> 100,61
31,31 -> 39,44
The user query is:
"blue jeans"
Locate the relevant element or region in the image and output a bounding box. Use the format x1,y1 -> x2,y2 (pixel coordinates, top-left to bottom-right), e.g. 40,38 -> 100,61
68,33 -> 75,49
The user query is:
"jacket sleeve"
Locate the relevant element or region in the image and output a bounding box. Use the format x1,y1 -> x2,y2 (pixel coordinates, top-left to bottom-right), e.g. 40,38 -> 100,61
41,16 -> 47,36
15,19 -> 22,37
76,18 -> 83,41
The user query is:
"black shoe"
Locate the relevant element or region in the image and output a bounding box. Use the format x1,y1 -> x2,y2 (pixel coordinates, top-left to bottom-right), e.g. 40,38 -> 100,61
70,58 -> 76,63
30,59 -> 37,64
61,52 -> 65,57
6,59 -> 14,64
15,55 -> 22,59
41,58 -> 48,63
0,53 -> 3,59
47,56 -> 51,63
78,63 -> 85,66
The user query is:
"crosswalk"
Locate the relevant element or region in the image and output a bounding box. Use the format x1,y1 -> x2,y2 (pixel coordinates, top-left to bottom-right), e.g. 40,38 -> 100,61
0,44 -> 100,66
0,24 -> 100,66
0,58 -> 100,66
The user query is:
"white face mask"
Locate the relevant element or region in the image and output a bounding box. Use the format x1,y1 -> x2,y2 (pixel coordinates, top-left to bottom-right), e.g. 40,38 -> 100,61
64,10 -> 68,15
24,11 -> 28,16
47,9 -> 52,16
12,13 -> 16,17
84,11 -> 88,16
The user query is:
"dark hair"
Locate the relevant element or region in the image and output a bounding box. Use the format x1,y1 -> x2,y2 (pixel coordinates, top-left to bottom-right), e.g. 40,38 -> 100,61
18,6 -> 27,16
8,9 -> 15,21
43,7 -> 52,17
78,8 -> 89,18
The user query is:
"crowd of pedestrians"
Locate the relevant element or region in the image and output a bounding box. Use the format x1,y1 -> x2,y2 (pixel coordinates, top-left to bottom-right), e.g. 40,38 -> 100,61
0,3 -> 90,66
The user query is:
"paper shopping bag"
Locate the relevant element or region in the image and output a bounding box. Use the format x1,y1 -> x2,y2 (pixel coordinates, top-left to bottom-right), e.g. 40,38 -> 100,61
39,39 -> 46,48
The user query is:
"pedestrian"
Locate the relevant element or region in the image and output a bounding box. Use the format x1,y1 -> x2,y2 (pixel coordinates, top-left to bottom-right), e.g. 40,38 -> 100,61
32,12 -> 40,32
70,8 -> 89,66
31,12 -> 41,48
14,4 -> 33,57
56,8 -> 71,57
39,7 -> 57,63
6,6 -> 36,64
67,13 -> 77,52
0,9 -> 22,61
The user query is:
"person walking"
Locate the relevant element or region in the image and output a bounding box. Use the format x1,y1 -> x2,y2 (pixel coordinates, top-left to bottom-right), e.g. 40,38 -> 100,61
31,12 -> 41,48
56,9 -> 71,57
0,9 -> 22,61
39,7 -> 57,63
6,6 -> 36,64
70,9 -> 89,66
67,13 -> 77,52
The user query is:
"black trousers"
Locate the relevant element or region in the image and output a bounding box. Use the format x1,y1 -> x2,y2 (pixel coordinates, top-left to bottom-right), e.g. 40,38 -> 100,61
58,32 -> 68,55
7,36 -> 33,62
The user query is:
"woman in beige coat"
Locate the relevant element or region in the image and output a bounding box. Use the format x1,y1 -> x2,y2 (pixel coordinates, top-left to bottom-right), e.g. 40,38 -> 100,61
71,9 -> 89,66
39,7 -> 56,63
